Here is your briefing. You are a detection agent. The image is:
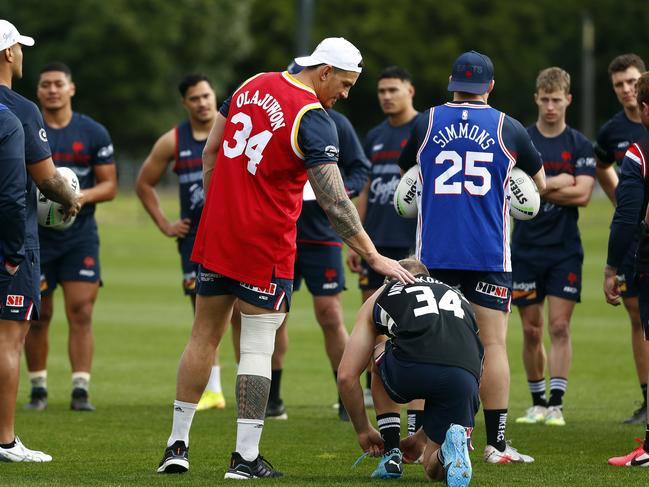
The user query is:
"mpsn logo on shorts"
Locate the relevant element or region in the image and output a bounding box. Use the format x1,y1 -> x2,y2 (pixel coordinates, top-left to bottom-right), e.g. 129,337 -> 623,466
239,282 -> 277,296
475,281 -> 508,299
6,295 -> 24,307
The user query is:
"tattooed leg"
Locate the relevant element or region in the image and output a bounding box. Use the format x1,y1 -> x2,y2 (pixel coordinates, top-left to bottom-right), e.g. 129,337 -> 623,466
237,374 -> 271,420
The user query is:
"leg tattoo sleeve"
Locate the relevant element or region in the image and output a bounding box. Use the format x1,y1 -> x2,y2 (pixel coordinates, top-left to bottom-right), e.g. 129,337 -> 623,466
236,374 -> 271,420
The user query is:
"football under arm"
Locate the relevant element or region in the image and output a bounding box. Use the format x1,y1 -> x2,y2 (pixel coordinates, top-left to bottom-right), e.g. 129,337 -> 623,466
28,157 -> 79,212
202,112 -> 227,190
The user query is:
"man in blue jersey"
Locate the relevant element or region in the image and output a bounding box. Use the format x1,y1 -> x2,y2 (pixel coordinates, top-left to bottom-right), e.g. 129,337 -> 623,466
512,68 -> 595,427
605,72 -> 649,467
137,74 -> 226,411
595,54 -> 649,425
399,50 -> 545,464
347,66 -> 424,430
24,62 -> 117,413
0,19 -> 80,462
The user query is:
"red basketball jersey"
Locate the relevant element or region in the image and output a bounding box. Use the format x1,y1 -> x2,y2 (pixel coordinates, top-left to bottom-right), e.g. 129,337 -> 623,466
192,72 -> 324,287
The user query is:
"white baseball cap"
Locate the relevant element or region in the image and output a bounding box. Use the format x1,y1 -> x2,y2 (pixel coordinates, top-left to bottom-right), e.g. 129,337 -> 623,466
0,20 -> 35,50
294,37 -> 362,73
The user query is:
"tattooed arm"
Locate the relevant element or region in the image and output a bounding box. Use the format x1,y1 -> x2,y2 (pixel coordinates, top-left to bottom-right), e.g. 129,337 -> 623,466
308,163 -> 414,284
27,158 -> 81,218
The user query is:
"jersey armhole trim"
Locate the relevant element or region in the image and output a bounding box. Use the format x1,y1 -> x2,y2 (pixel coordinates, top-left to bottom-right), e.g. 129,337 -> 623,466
291,103 -> 325,159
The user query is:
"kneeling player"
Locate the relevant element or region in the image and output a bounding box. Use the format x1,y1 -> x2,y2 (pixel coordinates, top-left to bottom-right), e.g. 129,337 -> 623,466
338,259 -> 482,485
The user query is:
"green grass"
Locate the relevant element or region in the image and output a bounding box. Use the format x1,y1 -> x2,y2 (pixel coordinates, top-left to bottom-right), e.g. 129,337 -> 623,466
2,192 -> 647,485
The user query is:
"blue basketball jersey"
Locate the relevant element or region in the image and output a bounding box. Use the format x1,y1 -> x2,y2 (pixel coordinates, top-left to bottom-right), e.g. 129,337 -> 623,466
173,120 -> 206,235
417,103 -> 517,272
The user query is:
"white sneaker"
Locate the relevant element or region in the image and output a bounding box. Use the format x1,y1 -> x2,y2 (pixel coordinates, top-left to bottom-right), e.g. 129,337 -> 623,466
515,405 -> 547,424
0,437 -> 52,462
544,406 -> 566,426
484,443 -> 534,464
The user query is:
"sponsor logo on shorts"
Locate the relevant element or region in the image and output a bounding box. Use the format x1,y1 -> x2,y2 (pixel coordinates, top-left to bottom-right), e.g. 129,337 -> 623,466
322,282 -> 339,290
512,281 -> 536,300
616,273 -> 628,293
324,268 -> 337,281
563,286 -> 578,294
239,282 -> 277,296
83,256 -> 96,268
6,295 -> 24,307
475,281 -> 509,299
79,269 -> 96,277
183,272 -> 197,291
39,274 -> 48,292
199,271 -> 223,282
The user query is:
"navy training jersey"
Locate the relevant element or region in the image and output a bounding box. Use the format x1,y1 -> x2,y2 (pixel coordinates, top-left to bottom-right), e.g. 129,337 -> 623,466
607,133 -> 649,268
0,105 -> 27,266
363,116 -> 419,248
399,102 -> 542,272
512,125 -> 595,247
0,86 -> 52,251
173,120 -> 205,235
39,112 -> 114,251
374,274 -> 484,381
296,109 -> 369,245
595,111 -> 646,167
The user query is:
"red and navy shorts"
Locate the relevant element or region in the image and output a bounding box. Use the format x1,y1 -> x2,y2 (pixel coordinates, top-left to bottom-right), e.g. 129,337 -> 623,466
0,249 -> 40,322
196,266 -> 293,312
40,239 -> 101,297
427,268 -> 512,312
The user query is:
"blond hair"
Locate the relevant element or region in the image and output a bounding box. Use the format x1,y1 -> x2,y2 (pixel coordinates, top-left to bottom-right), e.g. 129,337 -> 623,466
536,67 -> 570,95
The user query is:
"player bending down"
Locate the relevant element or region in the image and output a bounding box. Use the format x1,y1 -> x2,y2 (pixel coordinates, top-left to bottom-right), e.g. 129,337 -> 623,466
338,258 -> 483,486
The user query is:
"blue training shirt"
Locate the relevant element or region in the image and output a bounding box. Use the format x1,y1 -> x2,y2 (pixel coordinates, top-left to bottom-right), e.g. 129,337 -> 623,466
595,111 -> 646,167
512,125 -> 595,248
399,102 -> 542,272
0,86 -> 52,251
296,109 -> 369,245
38,112 -> 114,255
0,105 -> 26,267
173,120 -> 205,236
363,115 -> 419,248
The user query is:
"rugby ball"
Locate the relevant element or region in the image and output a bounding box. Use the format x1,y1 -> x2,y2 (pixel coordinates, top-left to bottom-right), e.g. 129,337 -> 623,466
393,165 -> 421,218
509,167 -> 540,220
37,167 -> 80,230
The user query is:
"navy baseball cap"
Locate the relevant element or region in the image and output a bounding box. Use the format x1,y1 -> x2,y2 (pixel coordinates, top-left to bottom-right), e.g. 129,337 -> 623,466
447,50 -> 494,95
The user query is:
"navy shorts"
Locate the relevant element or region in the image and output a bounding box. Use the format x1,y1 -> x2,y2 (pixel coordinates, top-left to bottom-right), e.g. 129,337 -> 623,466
427,268 -> 512,312
294,244 -> 345,296
40,238 -> 101,297
618,247 -> 639,298
0,249 -> 40,321
360,247 -> 412,291
178,236 -> 198,296
511,246 -> 583,306
377,343 -> 479,445
196,266 -> 293,312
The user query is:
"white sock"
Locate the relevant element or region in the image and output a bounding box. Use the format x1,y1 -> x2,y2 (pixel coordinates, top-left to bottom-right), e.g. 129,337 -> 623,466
236,419 -> 264,461
167,400 -> 197,447
29,370 -> 47,389
205,366 -> 222,393
72,372 -> 90,391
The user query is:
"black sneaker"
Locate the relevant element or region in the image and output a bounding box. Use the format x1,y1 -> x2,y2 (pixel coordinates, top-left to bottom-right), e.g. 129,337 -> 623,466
70,388 -> 96,412
265,399 -> 287,420
624,403 -> 647,424
224,452 -> 282,479
157,440 -> 189,473
24,387 -> 48,411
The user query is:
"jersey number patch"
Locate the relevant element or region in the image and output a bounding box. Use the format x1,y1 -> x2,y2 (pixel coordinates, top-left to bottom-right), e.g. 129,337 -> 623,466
434,150 -> 493,196
223,112 -> 273,175
404,286 -> 465,319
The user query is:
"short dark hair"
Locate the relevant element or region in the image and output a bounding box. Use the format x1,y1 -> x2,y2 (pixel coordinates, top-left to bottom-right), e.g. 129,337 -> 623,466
378,66 -> 412,82
636,72 -> 649,108
39,62 -> 72,78
178,74 -> 212,98
608,54 -> 646,77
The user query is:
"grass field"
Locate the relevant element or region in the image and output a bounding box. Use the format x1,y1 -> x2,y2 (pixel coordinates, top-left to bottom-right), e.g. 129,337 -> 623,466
2,192 -> 648,486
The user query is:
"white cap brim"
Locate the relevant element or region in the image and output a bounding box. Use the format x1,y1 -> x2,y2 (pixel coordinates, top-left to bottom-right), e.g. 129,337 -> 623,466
293,54 -> 361,73
17,34 -> 34,47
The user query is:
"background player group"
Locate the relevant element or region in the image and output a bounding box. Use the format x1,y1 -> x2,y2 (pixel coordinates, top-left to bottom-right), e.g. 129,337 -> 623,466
2,19 -> 649,481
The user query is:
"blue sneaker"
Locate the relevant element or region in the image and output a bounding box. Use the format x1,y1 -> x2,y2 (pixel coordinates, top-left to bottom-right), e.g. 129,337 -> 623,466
441,424 -> 472,487
371,448 -> 403,479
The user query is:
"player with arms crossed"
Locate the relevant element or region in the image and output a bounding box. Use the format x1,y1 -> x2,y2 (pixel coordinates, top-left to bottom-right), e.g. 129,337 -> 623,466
513,67 -> 595,426
399,50 -> 545,464
605,72 -> 649,467
338,258 -> 482,486
0,20 -> 80,462
136,74 -> 226,411
595,54 -> 649,424
156,37 -> 413,478
23,62 -> 117,412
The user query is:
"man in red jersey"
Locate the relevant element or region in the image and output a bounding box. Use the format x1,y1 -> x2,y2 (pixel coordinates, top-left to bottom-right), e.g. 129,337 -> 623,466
157,37 -> 414,478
